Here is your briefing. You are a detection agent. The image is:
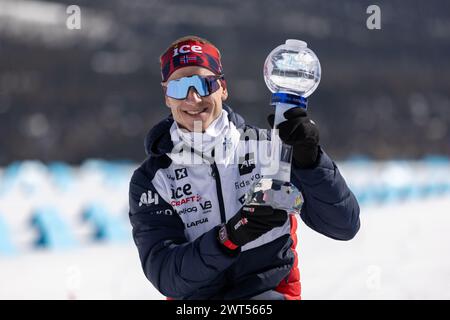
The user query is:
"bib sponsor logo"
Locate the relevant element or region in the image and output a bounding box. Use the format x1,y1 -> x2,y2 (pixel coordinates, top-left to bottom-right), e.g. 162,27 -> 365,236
186,217 -> 209,228
238,194 -> 246,205
238,153 -> 255,176
175,168 -> 188,180
171,183 -> 192,199
234,173 -> 261,190
178,206 -> 198,215
171,194 -> 201,207
200,200 -> 212,214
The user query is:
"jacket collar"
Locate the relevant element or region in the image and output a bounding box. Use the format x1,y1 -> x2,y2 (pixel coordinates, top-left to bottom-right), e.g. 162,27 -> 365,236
144,104 -> 246,157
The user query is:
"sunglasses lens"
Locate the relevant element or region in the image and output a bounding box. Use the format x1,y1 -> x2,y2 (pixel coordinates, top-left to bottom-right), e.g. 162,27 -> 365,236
165,80 -> 187,99
191,76 -> 209,96
165,76 -> 207,99
208,78 -> 221,93
165,75 -> 222,100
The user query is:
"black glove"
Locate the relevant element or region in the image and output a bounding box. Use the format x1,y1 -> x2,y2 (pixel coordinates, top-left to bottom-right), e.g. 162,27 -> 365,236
218,205 -> 288,252
268,108 -> 320,168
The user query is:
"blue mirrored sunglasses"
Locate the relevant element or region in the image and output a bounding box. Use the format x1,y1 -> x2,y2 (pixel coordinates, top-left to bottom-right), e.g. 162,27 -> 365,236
162,74 -> 224,100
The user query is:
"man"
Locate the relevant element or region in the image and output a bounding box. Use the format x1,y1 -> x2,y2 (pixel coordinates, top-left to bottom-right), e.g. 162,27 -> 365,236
128,35 -> 360,300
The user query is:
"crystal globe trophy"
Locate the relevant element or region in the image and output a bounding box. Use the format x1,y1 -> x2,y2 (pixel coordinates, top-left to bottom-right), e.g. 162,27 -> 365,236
244,39 -> 321,214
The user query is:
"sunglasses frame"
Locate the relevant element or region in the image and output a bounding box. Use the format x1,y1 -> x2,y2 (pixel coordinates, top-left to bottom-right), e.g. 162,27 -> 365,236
162,74 -> 225,100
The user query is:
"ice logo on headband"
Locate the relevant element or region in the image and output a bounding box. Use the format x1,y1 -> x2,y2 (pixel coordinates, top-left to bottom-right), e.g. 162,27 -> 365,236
173,45 -> 203,57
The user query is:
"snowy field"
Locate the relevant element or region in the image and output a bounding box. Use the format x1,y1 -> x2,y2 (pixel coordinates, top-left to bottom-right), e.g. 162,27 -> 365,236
299,197 -> 450,299
1,159 -> 449,299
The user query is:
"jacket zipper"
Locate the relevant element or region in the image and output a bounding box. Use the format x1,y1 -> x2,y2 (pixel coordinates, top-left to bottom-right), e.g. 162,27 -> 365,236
210,162 -> 227,224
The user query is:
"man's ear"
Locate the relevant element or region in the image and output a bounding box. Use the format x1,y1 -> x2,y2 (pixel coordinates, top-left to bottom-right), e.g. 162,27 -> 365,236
221,87 -> 228,101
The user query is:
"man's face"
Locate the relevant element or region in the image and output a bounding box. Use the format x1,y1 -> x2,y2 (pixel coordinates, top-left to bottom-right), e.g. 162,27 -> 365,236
164,66 -> 228,132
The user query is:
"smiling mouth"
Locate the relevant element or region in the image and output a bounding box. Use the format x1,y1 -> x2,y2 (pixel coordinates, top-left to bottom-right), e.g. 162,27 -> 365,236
184,108 -> 208,115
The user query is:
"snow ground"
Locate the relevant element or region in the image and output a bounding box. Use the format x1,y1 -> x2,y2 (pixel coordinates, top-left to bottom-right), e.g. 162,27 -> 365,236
298,197 -> 450,299
1,197 -> 449,300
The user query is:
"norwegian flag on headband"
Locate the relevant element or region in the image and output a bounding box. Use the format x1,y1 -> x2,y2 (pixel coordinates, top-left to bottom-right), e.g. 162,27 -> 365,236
160,40 -> 224,82
179,55 -> 197,64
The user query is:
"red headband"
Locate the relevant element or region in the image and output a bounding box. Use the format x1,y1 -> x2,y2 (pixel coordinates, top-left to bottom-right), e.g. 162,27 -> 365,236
160,40 -> 224,82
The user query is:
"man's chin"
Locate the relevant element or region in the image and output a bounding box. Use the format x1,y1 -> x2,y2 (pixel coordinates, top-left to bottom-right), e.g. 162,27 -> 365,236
185,118 -> 213,132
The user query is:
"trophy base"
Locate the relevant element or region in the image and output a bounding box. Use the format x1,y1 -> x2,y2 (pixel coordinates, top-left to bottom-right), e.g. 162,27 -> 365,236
244,178 -> 304,215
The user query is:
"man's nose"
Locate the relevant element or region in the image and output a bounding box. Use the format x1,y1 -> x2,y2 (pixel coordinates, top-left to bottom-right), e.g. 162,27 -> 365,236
185,87 -> 202,104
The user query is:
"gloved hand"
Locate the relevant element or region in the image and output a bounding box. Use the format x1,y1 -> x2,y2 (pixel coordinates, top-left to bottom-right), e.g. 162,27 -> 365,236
268,108 -> 320,168
218,205 -> 288,252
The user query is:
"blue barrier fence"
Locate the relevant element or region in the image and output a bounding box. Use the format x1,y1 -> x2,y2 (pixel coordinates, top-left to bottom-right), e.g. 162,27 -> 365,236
31,207 -> 78,250
0,159 -> 134,255
82,204 -> 130,243
0,214 -> 16,255
0,157 -> 449,255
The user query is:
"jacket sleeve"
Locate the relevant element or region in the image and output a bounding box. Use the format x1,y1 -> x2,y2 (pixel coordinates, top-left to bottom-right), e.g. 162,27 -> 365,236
129,168 -> 239,299
290,146 -> 361,240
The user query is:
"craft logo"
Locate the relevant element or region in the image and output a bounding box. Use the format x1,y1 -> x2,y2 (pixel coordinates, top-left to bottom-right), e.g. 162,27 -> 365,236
171,194 -> 201,207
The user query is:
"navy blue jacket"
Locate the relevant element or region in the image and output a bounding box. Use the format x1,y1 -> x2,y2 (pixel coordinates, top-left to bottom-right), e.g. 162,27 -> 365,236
128,105 -> 360,300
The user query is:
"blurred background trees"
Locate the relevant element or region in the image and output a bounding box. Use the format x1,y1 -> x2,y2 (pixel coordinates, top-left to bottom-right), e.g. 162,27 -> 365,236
1,0 -> 449,164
